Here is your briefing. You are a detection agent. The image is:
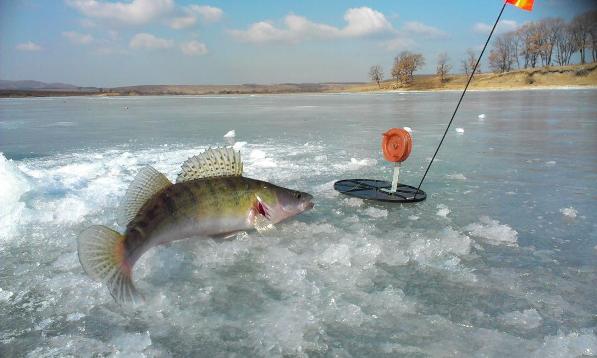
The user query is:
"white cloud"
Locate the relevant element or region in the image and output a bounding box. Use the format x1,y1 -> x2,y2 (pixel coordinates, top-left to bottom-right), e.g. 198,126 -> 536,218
129,33 -> 173,49
180,40 -> 208,56
473,20 -> 518,34
402,21 -> 446,38
170,5 -> 223,29
384,37 -> 415,51
66,0 -> 174,25
16,41 -> 42,51
189,5 -> 222,23
229,7 -> 393,44
62,31 -> 94,45
170,15 -> 196,29
341,7 -> 393,37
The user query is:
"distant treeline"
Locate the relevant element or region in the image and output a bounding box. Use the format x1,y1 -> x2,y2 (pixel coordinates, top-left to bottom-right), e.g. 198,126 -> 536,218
369,9 -> 596,86
488,10 -> 596,73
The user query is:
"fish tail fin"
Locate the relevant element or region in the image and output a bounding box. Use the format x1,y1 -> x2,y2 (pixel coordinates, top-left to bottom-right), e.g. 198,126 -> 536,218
77,225 -> 142,305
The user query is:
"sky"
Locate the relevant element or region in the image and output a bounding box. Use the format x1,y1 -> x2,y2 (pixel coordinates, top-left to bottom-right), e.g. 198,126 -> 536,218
0,0 -> 594,87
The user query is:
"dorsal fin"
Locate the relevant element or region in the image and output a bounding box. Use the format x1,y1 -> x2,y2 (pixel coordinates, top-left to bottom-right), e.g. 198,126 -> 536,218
117,166 -> 172,226
176,147 -> 243,183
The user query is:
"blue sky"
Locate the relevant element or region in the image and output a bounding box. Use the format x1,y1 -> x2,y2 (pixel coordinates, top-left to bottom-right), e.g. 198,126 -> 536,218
0,0 -> 593,87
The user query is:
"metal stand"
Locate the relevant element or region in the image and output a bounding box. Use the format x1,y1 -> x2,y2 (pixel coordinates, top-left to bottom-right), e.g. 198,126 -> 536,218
381,162 -> 401,194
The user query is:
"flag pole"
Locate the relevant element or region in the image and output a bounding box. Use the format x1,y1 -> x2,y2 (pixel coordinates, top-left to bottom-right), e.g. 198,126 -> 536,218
415,1 -> 508,194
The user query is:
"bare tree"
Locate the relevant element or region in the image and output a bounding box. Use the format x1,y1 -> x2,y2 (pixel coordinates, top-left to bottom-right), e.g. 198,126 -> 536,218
436,52 -> 452,83
555,23 -> 575,66
466,49 -> 481,74
518,22 -> 541,68
369,65 -> 384,88
538,18 -> 564,66
511,31 -> 522,69
489,33 -> 515,73
588,10 -> 597,62
461,59 -> 470,75
570,13 -> 591,64
392,51 -> 425,85
576,10 -> 597,63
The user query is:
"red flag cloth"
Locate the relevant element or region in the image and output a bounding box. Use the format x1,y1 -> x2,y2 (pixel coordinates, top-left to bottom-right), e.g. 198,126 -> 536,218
506,0 -> 534,11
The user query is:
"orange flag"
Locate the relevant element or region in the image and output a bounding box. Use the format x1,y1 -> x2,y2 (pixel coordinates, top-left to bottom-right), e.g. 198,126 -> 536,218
506,0 -> 534,11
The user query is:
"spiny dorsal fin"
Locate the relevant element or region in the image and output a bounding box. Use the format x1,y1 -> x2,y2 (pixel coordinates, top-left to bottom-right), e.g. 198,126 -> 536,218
176,147 -> 243,183
117,166 -> 171,226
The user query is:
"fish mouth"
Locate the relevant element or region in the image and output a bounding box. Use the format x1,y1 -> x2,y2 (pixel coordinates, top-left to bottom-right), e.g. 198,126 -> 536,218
304,200 -> 314,211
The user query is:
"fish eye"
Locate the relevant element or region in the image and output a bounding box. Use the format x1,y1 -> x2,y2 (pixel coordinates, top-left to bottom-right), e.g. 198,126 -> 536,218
295,192 -> 302,199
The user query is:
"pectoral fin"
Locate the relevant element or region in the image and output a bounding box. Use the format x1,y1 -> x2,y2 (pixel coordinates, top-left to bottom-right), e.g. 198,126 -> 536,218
210,232 -> 240,240
254,214 -> 276,233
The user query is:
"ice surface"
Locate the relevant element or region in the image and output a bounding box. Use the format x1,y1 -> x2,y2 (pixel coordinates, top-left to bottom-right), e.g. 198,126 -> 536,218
336,157 -> 378,171
498,309 -> 543,330
446,173 -> 467,180
2,92 -> 596,356
320,244 -> 352,266
363,206 -> 388,218
531,330 -> 597,358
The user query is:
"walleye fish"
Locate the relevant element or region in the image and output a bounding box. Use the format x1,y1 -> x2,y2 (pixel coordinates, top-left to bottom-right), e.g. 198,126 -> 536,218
78,148 -> 314,304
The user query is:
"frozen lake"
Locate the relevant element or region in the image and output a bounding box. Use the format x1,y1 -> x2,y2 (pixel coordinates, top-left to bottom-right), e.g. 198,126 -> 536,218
1,90 -> 596,356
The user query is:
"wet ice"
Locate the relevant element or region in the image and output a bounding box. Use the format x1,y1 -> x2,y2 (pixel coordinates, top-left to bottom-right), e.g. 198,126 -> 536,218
1,91 -> 596,356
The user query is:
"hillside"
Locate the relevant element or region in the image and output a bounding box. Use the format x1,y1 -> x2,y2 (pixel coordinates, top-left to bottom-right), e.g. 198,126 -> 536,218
347,63 -> 597,93
0,80 -> 80,90
1,64 -> 595,98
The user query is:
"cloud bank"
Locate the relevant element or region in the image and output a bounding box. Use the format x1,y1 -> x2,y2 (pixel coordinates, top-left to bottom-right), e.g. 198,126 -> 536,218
16,42 -> 42,51
229,7 -> 393,43
66,0 -> 175,25
129,33 -> 173,49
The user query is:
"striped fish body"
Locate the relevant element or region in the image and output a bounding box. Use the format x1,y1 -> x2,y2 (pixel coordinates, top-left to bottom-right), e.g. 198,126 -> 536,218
124,176 -> 272,263
77,148 -> 314,304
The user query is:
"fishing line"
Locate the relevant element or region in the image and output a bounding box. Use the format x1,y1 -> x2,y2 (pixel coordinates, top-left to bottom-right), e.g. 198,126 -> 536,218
416,1 -> 508,193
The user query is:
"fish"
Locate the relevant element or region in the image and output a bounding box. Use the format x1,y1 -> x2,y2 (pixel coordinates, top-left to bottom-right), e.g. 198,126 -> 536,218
77,147 -> 314,304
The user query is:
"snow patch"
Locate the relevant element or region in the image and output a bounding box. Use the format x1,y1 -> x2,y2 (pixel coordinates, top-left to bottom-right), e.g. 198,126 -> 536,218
436,204 -> 450,218
465,216 -> 518,246
0,287 -> 14,302
446,173 -> 467,180
232,141 -> 247,150
0,153 -> 31,239
223,129 -> 235,138
560,207 -> 577,218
